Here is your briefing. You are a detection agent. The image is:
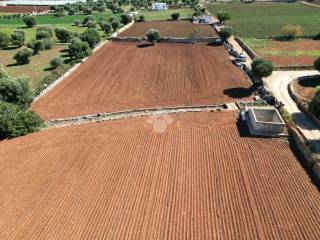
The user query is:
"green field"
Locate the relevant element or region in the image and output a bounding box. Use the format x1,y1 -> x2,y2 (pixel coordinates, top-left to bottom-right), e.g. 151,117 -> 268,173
140,8 -> 193,21
205,3 -> 320,37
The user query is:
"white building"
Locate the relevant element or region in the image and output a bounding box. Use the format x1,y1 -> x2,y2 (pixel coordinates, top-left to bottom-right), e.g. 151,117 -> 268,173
151,2 -> 167,11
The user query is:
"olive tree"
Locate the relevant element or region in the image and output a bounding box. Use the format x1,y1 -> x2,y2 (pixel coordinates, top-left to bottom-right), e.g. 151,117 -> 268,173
217,11 -> 230,25
146,29 -> 160,44
0,32 -> 11,49
251,58 -> 274,85
10,30 -> 25,47
13,48 -> 33,64
219,26 -> 233,42
23,15 -> 37,28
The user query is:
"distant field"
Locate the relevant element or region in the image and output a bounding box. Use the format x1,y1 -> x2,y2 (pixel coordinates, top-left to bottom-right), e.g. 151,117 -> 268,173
205,3 -> 320,37
140,8 -> 193,21
244,38 -> 320,66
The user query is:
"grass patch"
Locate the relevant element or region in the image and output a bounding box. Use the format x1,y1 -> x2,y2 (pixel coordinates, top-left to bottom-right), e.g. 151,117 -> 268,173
0,45 -> 69,86
140,8 -> 193,21
205,3 -> 320,38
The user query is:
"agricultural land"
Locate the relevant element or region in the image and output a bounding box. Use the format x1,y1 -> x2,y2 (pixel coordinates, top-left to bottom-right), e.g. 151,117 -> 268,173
0,111 -> 320,239
119,20 -> 218,38
31,42 -> 251,120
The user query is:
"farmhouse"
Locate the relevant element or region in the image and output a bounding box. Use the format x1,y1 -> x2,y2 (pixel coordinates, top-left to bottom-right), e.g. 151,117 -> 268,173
151,2 -> 167,11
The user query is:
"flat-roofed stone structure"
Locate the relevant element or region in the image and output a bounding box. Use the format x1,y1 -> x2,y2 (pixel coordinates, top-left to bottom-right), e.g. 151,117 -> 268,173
244,106 -> 286,137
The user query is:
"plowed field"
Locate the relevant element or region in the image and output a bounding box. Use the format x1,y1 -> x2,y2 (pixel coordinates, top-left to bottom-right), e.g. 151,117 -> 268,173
0,5 -> 49,13
31,42 -> 251,120
0,111 -> 320,239
119,20 -> 218,38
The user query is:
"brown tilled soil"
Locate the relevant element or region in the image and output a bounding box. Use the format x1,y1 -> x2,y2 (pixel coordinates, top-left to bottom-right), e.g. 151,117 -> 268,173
31,42 -> 251,120
293,76 -> 320,102
257,39 -> 320,66
0,5 -> 49,13
119,20 -> 218,38
0,111 -> 320,239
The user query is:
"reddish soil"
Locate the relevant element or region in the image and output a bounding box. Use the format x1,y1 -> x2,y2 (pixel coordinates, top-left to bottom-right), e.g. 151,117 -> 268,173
119,20 -> 218,38
293,75 -> 320,102
0,111 -> 320,239
0,5 -> 49,13
31,42 -> 252,120
257,39 -> 320,66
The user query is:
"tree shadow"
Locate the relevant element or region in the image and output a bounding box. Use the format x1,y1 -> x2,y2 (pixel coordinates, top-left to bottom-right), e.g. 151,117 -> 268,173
296,75 -> 320,88
44,66 -> 55,71
291,112 -> 320,131
3,46 -> 20,50
207,41 -> 223,46
273,35 -> 293,42
137,43 -> 153,48
235,117 -> 251,138
59,48 -> 69,53
6,62 -> 22,67
223,87 -> 252,99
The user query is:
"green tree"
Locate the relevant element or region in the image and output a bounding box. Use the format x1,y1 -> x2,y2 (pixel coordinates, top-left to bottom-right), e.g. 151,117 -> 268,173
50,57 -> 63,69
219,26 -> 233,42
120,13 -> 132,25
251,58 -> 273,85
217,11 -> 230,25
314,57 -> 320,72
68,38 -> 92,59
101,22 -> 112,35
10,30 -> 25,47
171,12 -> 180,20
0,32 -> 11,49
146,29 -> 160,44
54,28 -> 72,43
80,28 -> 101,48
0,101 -> 44,139
111,20 -> 120,31
13,48 -> 33,64
23,15 -> 37,28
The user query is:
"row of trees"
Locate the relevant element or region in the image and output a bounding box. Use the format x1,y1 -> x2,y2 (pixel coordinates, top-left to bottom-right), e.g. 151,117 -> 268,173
0,67 -> 44,139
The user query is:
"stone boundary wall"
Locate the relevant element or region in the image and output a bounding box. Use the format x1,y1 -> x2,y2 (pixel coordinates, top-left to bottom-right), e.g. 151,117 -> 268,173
46,104 -> 228,128
33,21 -> 134,102
234,36 -> 258,60
288,76 -> 320,127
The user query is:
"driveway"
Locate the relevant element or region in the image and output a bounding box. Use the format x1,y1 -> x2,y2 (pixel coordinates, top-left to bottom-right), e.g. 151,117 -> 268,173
265,71 -> 320,152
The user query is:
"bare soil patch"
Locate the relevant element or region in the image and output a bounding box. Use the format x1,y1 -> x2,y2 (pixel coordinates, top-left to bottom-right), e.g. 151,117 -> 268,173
119,20 -> 218,38
293,75 -> 320,102
31,42 -> 251,120
0,5 -> 49,13
0,111 -> 320,239
256,39 -> 320,66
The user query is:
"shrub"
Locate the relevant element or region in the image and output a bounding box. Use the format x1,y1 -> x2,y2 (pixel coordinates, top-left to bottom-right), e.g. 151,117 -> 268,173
0,32 -> 11,49
23,15 -> 37,28
68,8 -> 76,15
282,25 -> 303,40
36,26 -> 54,39
84,7 -> 93,15
0,101 -> 44,139
101,22 -> 112,35
0,72 -> 33,107
86,20 -> 97,28
217,11 -> 230,24
314,32 -> 320,40
74,19 -> 81,26
13,48 -> 33,64
310,86 -> 320,115
54,28 -> 72,43
80,28 -> 101,48
314,57 -> 320,71
68,38 -> 92,59
219,26 -> 233,41
251,58 -> 273,85
50,57 -> 63,69
43,38 -> 55,49
120,13 -> 132,25
32,39 -> 45,54
83,15 -> 95,25
138,15 -> 145,22
146,29 -> 160,44
171,12 -> 180,20
10,30 -> 25,47
111,20 -> 120,31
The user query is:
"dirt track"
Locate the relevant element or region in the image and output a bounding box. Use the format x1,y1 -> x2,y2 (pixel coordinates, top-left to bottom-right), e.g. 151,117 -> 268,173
119,20 -> 218,38
31,42 -> 252,120
0,5 -> 49,13
0,111 -> 319,239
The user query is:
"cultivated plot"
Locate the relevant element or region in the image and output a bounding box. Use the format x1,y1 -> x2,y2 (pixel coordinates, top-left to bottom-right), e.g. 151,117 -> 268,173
32,42 -> 251,120
119,20 -> 218,38
0,111 -> 319,239
0,5 -> 49,13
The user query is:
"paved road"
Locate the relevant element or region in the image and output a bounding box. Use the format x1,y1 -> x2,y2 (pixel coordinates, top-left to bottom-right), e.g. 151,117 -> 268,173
301,1 -> 320,8
266,71 -> 320,152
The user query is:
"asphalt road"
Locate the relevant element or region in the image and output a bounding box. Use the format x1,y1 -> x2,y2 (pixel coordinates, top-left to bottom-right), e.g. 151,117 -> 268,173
266,71 -> 320,152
